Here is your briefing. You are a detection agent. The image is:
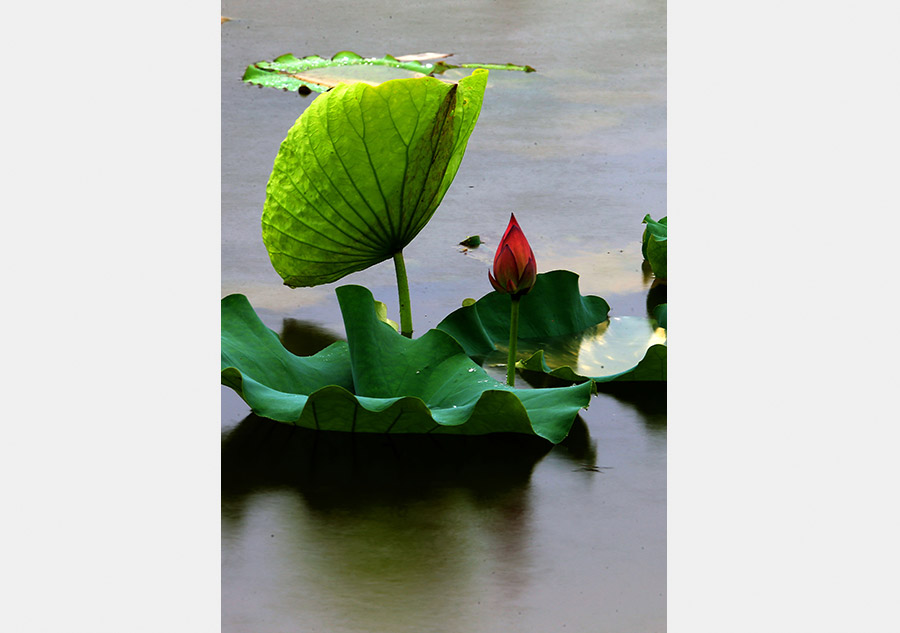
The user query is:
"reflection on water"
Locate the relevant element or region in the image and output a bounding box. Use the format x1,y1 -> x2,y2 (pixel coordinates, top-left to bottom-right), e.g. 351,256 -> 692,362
645,278 -> 667,316
573,318 -> 665,376
596,380 -> 666,431
222,414 -> 595,633
222,414 -> 558,506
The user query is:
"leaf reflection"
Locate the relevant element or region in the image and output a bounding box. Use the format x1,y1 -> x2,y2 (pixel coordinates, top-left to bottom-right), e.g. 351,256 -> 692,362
222,410 -> 596,507
222,412 -> 596,628
223,414 -> 545,508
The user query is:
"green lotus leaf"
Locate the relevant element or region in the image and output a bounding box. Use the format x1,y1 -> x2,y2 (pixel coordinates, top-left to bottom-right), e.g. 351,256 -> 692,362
436,270 -> 611,362
436,270 -> 666,382
221,294 -> 355,421
653,303 -> 667,330
220,285 -> 593,443
642,214 -> 667,279
261,70 -> 488,288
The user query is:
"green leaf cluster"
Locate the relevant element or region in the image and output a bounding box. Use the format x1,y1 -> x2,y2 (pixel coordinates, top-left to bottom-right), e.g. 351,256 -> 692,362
262,71 -> 488,288
221,286 -> 594,444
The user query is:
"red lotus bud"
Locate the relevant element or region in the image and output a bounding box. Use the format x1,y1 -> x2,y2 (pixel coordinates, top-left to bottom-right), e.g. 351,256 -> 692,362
488,213 -> 537,296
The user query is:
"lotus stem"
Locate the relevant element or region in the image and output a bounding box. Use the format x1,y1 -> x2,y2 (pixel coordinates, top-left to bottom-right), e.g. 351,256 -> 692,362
393,250 -> 414,338
507,296 -> 521,386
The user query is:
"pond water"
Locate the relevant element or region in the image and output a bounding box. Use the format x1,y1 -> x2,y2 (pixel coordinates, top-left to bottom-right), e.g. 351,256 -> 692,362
222,0 -> 666,630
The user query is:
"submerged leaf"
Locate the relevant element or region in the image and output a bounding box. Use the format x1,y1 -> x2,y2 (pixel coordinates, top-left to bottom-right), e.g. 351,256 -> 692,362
436,270 -> 666,382
262,71 -> 488,287
220,286 -> 594,443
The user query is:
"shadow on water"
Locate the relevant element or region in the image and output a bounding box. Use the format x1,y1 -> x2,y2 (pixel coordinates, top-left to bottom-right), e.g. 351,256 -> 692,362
222,413 -> 596,509
551,413 -> 598,467
645,278 -> 667,317
278,317 -> 344,356
595,381 -> 667,432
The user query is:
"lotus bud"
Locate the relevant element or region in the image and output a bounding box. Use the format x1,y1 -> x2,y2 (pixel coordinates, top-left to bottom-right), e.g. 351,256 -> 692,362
489,213 -> 537,297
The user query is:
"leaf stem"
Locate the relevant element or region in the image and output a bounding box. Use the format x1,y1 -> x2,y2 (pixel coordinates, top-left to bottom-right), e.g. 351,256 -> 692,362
507,296 -> 521,386
393,250 -> 413,338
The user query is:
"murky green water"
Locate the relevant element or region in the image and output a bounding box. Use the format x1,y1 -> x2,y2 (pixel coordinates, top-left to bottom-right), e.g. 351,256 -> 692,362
222,0 -> 665,630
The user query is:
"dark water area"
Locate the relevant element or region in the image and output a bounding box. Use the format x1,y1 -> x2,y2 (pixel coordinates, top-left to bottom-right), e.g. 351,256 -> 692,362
222,398 -> 665,633
222,0 -> 666,630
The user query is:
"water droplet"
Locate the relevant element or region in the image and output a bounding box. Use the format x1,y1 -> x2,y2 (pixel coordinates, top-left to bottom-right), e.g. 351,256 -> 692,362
467,368 -> 476,372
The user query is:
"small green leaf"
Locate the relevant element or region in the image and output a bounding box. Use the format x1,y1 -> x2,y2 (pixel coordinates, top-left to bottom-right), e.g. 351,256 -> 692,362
641,215 -> 667,279
262,71 -> 488,287
653,303 -> 667,330
459,235 -> 481,247
221,286 -> 594,443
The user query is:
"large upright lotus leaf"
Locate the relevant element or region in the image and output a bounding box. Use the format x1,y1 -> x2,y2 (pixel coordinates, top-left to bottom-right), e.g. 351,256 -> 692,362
262,70 -> 488,288
436,269 -> 666,382
220,286 -> 593,443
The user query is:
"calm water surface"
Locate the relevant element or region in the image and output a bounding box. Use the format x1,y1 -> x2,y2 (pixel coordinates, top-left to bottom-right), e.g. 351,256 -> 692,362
222,0 -> 665,630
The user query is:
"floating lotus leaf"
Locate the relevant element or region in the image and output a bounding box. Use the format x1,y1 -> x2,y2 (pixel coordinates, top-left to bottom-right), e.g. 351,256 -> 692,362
221,294 -> 355,421
261,70 -> 488,288
221,285 -> 593,443
436,270 -> 666,382
243,51 -> 535,94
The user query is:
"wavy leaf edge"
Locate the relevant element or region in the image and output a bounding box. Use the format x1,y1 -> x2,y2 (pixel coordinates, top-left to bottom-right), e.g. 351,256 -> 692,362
221,289 -> 594,444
